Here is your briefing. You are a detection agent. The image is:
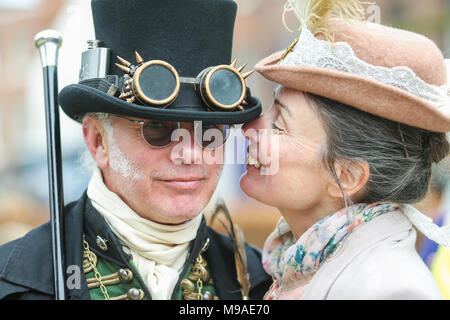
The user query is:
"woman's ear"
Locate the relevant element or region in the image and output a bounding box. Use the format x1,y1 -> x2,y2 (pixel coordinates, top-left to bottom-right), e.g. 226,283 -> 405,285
82,116 -> 109,169
327,160 -> 370,200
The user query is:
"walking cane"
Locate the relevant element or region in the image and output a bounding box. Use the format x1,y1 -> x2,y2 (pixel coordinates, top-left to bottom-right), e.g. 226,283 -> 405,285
34,30 -> 66,300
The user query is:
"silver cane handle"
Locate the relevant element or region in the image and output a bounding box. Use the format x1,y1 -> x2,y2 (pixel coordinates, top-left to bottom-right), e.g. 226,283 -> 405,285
35,29 -> 63,67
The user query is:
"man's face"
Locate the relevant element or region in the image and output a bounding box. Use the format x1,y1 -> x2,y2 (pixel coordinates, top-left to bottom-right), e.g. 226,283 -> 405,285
87,116 -> 224,225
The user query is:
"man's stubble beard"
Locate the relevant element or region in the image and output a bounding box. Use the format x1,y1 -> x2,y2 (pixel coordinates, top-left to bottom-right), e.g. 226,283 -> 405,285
102,118 -> 146,182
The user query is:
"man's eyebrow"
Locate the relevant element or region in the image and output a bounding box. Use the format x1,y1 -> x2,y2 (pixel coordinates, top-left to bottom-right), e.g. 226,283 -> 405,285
274,98 -> 292,116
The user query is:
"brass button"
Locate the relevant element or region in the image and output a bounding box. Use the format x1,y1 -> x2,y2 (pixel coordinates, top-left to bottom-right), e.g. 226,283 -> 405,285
96,236 -> 108,251
203,291 -> 213,300
119,268 -> 133,282
127,288 -> 143,300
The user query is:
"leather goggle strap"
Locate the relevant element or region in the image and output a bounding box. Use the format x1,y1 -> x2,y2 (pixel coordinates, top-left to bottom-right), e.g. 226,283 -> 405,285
79,75 -> 253,111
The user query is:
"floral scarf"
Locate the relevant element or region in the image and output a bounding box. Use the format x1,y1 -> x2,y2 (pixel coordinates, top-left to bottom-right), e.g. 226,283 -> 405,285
262,202 -> 399,299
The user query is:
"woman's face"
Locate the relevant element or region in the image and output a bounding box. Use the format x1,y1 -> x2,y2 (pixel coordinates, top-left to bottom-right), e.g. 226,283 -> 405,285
240,87 -> 334,213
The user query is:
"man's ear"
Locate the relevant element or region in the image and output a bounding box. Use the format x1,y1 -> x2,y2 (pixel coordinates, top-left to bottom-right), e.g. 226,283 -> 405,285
327,160 -> 370,201
82,116 -> 109,169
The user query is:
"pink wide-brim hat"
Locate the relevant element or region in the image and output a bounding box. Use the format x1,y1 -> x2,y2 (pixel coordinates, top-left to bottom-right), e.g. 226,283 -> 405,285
255,20 -> 450,133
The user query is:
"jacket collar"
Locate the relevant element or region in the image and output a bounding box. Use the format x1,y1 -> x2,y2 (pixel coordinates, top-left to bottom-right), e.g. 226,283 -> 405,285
82,196 -> 134,268
0,192 -> 132,299
0,193 -> 86,298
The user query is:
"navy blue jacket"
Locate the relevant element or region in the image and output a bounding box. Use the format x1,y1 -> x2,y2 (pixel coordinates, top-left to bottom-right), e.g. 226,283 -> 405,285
0,192 -> 271,300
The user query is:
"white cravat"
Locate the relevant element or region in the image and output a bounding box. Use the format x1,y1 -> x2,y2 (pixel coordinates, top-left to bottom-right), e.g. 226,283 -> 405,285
87,168 -> 203,299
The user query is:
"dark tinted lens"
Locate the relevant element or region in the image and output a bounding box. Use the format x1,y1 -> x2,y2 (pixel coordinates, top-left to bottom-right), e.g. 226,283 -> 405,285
142,120 -> 178,148
195,123 -> 230,149
139,64 -> 177,102
209,69 -> 243,106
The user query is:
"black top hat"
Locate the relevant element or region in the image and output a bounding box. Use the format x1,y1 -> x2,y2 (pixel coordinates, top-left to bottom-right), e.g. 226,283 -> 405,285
58,0 -> 262,124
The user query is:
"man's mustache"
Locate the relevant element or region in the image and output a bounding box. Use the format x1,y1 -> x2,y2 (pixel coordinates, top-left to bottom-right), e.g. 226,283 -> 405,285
151,165 -> 211,180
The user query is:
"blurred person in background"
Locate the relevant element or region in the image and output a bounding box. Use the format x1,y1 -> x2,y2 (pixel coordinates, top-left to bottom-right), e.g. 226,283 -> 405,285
240,0 -> 450,299
0,0 -> 271,300
417,159 -> 450,299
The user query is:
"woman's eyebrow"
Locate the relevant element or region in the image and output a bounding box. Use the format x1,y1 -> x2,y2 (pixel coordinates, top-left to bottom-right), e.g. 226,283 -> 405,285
274,98 -> 292,117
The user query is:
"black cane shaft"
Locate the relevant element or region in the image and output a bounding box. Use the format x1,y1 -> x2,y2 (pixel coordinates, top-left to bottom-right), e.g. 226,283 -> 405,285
42,65 -> 66,300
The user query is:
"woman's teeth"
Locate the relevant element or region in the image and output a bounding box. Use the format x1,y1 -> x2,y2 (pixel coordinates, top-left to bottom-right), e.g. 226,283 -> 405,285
246,155 -> 263,169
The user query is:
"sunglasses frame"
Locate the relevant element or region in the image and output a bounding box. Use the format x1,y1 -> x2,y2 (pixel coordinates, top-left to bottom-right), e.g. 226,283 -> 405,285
112,115 -> 230,150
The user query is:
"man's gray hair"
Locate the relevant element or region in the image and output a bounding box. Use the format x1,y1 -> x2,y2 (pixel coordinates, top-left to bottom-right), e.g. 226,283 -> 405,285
79,113 -> 112,171
79,112 -> 145,180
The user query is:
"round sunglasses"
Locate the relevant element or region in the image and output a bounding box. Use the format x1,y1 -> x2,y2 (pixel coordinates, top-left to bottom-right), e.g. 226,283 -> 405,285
112,115 -> 231,150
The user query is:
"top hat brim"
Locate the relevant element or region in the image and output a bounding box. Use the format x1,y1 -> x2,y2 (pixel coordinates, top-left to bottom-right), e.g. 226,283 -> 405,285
256,51 -> 450,133
59,83 -> 262,125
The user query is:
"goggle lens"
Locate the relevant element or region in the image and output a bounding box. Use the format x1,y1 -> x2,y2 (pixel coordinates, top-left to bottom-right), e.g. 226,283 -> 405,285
139,64 -> 178,102
208,68 -> 243,106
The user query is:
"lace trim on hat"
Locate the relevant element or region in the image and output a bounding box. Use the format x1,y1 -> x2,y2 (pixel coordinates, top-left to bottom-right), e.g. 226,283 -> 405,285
280,26 -> 449,110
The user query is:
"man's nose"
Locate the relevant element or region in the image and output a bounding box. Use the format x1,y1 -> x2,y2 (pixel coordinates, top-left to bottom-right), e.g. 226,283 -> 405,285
170,125 -> 203,165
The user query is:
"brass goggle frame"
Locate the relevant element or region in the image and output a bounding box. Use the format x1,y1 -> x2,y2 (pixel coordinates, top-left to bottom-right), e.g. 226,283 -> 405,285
115,51 -> 254,112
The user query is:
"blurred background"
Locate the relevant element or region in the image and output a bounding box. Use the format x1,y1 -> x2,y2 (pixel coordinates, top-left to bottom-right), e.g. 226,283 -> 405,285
0,0 -> 449,297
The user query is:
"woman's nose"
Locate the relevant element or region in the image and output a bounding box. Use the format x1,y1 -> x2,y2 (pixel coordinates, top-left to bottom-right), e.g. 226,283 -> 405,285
242,115 -> 266,141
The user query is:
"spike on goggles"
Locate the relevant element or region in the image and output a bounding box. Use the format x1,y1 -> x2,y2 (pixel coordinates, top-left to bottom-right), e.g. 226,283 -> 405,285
115,51 -> 255,112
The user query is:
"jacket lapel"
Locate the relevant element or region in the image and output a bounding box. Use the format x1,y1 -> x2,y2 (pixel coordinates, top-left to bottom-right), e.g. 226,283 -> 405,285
0,193 -> 87,298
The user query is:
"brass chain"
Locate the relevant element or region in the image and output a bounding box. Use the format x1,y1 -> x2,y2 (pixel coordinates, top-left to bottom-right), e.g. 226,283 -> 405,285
82,235 -> 110,300
181,251 -> 217,300
197,278 -> 203,298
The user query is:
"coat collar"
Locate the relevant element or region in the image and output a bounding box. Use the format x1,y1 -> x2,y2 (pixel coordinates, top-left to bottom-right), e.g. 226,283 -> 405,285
0,192 -> 129,299
0,193 -> 86,298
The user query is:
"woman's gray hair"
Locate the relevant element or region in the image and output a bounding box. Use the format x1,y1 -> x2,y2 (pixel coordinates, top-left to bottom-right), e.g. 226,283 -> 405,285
306,93 -> 450,205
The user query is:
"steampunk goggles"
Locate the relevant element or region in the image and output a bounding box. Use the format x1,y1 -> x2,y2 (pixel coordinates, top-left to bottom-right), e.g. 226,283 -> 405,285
115,51 -> 255,112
